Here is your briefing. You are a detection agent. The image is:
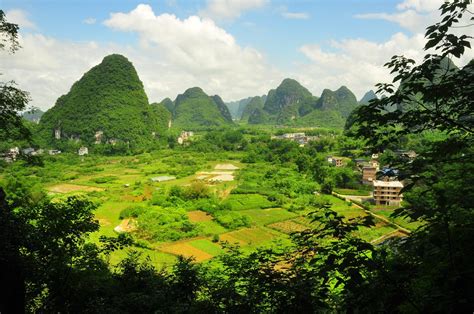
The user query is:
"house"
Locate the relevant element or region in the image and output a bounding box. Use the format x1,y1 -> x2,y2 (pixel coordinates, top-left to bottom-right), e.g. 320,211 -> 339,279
271,132 -> 319,146
282,132 -> 305,139
362,166 -> 377,184
94,131 -> 103,144
370,159 -> 380,170
177,131 -> 194,144
330,157 -> 344,167
1,147 -> 19,162
379,167 -> 399,178
78,147 -> 88,156
373,180 -> 403,206
48,149 -> 61,155
22,147 -> 35,155
7,147 -> 20,161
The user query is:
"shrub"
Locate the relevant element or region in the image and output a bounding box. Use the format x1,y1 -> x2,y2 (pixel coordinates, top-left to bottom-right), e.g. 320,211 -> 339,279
184,181 -> 211,200
93,175 -> 118,184
137,207 -> 198,241
119,206 -> 147,219
214,211 -> 251,230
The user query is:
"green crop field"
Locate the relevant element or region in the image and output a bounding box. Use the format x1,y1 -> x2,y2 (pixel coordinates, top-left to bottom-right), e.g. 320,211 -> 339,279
4,148 -> 409,269
242,208 -> 297,225
224,193 -> 275,210
188,239 -> 224,256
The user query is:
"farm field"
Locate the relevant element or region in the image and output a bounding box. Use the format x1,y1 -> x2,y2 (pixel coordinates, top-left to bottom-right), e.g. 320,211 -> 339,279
7,150 -> 408,268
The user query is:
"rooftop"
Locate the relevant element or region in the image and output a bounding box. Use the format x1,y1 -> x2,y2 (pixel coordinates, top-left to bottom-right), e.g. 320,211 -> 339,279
373,180 -> 403,188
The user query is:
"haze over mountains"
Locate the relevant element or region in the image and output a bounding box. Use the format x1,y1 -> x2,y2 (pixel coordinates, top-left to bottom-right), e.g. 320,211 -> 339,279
38,53 -> 376,145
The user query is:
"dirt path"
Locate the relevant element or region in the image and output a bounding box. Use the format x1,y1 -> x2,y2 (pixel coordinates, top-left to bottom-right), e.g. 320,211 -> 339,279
333,192 -> 411,235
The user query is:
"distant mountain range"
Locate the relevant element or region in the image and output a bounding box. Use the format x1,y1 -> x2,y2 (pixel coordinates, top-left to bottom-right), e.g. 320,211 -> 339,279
37,53 -> 379,146
170,87 -> 233,129
225,78 -> 362,129
22,108 -> 44,123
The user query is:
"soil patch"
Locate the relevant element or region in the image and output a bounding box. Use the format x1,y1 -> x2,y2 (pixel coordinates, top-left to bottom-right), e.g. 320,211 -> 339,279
114,218 -> 137,233
48,184 -> 104,193
214,164 -> 239,170
188,210 -> 213,222
160,242 -> 212,261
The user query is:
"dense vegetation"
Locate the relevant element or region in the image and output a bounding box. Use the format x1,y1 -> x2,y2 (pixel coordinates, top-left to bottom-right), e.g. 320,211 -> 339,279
246,78 -> 359,128
38,54 -> 169,148
172,87 -> 234,129
225,96 -> 254,120
1,2 -> 473,313
240,96 -> 265,123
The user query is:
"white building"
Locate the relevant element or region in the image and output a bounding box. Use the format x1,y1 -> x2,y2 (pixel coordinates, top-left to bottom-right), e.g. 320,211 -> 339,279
78,147 -> 88,156
373,180 -> 403,206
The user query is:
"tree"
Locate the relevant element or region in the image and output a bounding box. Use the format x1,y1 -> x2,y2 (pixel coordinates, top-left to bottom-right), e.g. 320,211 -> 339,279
348,1 -> 474,311
0,11 -> 32,312
0,10 -> 31,144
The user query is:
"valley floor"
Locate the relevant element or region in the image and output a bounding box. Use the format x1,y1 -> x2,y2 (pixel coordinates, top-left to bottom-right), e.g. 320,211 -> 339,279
28,149 -> 415,268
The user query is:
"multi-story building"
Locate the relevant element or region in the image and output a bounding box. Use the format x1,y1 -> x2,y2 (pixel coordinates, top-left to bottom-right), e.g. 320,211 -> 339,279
373,180 -> 403,206
331,157 -> 344,167
362,166 -> 377,184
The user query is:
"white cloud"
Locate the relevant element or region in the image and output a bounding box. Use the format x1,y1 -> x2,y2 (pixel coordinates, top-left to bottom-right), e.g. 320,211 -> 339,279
295,31 -> 474,100
355,10 -> 436,33
396,0 -> 441,12
199,0 -> 268,21
294,33 -> 425,99
355,0 -> 473,35
282,12 -> 309,20
83,17 -> 97,25
1,34 -> 123,109
1,4 -> 281,110
5,9 -> 36,29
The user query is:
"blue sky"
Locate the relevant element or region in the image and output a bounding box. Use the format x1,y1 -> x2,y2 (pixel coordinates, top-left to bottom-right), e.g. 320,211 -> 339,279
2,0 -> 472,110
4,0 -> 403,66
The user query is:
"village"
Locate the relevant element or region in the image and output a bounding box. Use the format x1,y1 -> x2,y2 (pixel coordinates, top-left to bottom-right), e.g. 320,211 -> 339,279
2,129 -> 415,212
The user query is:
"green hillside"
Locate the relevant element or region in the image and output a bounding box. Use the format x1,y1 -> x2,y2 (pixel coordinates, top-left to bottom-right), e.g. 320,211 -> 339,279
359,90 -> 377,104
160,97 -> 174,113
225,97 -> 253,119
38,54 -> 168,147
211,95 -> 233,123
240,96 -> 265,122
316,86 -> 358,118
246,78 -> 358,128
261,78 -> 318,123
22,107 -> 44,123
172,87 -> 234,129
150,102 -> 172,134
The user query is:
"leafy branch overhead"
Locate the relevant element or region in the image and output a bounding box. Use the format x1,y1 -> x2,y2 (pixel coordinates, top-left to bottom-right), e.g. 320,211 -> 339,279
350,1 -> 473,150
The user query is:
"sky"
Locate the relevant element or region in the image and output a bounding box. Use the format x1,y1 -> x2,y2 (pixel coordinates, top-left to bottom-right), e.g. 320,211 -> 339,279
2,0 -> 473,111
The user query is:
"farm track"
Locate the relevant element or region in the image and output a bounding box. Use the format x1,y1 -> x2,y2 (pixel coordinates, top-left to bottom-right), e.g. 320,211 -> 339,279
333,192 -> 411,235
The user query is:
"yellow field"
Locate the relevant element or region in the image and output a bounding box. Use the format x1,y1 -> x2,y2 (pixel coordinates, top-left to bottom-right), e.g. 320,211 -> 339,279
160,241 -> 213,261
188,210 -> 213,222
47,183 -> 104,193
268,219 -> 308,234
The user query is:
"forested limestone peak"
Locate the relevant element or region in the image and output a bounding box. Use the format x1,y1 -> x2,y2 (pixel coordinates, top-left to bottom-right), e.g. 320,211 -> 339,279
38,54 -> 168,147
359,90 -> 377,104
263,78 -> 313,115
173,87 -> 234,129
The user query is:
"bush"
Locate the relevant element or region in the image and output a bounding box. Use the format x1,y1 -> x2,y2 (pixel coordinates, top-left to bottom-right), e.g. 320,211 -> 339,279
137,207 -> 198,241
119,206 -> 147,219
214,211 -> 251,230
93,176 -> 118,184
183,181 -> 211,200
